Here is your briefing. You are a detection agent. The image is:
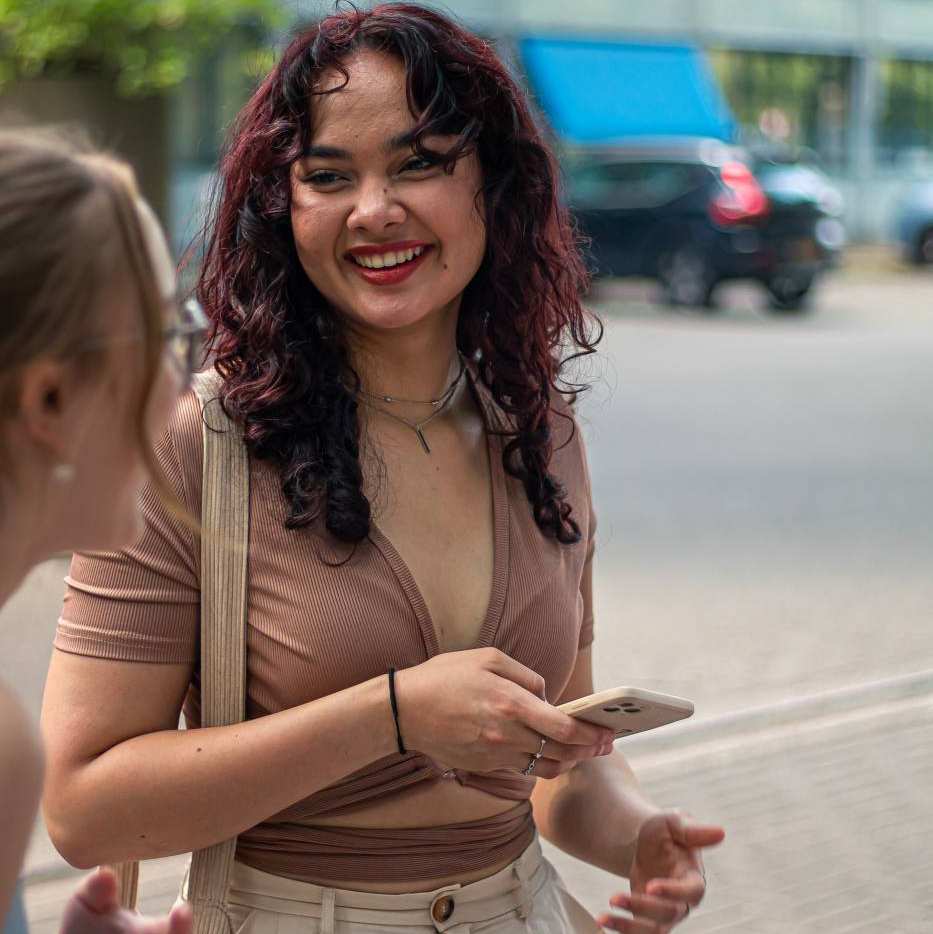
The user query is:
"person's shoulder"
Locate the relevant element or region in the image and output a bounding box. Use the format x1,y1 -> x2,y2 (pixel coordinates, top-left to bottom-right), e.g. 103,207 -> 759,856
165,387 -> 204,449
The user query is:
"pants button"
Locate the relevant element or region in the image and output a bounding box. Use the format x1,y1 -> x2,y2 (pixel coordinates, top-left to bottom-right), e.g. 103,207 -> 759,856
432,896 -> 455,923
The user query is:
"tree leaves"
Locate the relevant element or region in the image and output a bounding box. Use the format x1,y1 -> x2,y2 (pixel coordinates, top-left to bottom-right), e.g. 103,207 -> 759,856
0,0 -> 285,96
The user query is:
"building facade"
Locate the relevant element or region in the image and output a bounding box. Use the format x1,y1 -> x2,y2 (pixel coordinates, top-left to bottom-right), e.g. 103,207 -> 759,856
176,0 -> 933,242
432,0 -> 933,241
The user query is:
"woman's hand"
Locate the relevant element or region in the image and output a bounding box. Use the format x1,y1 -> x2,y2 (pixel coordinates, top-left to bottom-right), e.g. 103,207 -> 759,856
59,868 -> 192,934
395,648 -> 615,777
597,812 -> 725,933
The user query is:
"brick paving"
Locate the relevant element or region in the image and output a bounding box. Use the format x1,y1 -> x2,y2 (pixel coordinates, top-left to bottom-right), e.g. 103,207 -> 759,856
546,693 -> 933,933
24,691 -> 933,934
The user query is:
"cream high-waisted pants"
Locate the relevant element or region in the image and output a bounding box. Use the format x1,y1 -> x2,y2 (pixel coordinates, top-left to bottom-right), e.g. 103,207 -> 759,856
176,839 -> 599,934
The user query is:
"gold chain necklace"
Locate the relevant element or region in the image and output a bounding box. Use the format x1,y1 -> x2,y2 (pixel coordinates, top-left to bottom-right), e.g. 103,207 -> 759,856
355,359 -> 465,454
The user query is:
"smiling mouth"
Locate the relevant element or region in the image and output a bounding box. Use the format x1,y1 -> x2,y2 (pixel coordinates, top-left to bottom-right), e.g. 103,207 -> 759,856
348,245 -> 428,269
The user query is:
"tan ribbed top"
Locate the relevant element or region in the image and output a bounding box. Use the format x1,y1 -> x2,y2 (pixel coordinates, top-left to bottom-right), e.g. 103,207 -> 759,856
55,372 -> 596,884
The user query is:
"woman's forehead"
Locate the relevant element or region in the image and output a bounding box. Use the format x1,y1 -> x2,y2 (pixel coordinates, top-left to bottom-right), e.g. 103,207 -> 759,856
311,50 -> 415,142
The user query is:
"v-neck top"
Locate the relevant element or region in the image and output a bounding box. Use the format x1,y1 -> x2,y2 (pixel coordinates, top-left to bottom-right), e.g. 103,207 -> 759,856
54,371 -> 597,884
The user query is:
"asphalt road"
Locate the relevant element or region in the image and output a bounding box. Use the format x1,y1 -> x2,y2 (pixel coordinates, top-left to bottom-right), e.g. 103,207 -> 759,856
580,261 -> 933,717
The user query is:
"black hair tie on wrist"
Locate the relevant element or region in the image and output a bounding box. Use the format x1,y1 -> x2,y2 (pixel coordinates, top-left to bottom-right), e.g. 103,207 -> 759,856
388,667 -> 407,755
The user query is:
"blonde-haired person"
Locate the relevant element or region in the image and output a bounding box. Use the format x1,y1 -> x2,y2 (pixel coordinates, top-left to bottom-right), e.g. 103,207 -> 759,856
0,130 -> 204,934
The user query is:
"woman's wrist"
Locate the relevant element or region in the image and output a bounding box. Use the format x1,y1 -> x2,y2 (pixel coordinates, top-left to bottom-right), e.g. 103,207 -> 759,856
389,665 -> 425,757
387,668 -> 406,754
342,674 -> 405,763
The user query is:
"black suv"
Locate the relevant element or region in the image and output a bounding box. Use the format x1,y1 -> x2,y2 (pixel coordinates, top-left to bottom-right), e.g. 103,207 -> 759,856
566,138 -> 845,311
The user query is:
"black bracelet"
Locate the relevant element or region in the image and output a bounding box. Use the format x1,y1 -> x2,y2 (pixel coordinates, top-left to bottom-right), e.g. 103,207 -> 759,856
387,667 -> 407,755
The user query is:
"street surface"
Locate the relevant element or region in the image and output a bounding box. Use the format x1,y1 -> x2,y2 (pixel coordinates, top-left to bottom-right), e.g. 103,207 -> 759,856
5,248 -> 933,931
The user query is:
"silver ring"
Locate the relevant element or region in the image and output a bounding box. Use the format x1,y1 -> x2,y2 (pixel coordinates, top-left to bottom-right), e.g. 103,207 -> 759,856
520,736 -> 547,776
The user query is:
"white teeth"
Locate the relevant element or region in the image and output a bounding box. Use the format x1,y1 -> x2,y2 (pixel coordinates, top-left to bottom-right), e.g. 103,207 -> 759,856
353,245 -> 426,269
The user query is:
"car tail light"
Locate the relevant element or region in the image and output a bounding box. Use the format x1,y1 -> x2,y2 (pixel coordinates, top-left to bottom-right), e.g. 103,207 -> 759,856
709,162 -> 770,226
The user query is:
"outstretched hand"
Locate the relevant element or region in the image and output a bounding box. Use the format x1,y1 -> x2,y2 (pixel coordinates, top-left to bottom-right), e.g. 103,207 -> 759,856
60,868 -> 193,934
597,811 -> 725,933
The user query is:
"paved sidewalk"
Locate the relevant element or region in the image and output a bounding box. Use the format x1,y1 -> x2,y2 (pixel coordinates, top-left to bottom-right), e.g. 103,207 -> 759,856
24,685 -> 933,934
547,690 -> 933,933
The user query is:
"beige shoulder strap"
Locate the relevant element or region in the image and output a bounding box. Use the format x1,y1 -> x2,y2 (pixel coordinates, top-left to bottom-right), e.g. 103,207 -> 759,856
105,370 -> 250,929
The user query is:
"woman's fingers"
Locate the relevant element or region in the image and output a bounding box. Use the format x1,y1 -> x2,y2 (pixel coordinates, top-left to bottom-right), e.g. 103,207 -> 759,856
664,811 -> 726,850
678,823 -> 726,849
515,692 -> 614,748
166,904 -> 193,934
596,910 -> 659,934
610,892 -> 688,926
525,757 -> 578,779
645,873 -> 705,904
74,868 -> 119,914
541,738 -> 614,761
484,649 -> 547,699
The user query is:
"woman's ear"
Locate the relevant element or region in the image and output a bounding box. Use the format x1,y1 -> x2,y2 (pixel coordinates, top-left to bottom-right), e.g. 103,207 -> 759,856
12,358 -> 82,465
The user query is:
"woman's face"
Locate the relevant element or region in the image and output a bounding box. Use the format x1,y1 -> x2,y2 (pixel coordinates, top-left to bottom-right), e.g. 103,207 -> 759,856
290,49 -> 487,336
64,200 -> 185,551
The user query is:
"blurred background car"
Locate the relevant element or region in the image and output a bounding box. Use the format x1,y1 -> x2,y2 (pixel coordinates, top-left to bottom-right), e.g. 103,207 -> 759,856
566,137 -> 845,312
893,179 -> 933,265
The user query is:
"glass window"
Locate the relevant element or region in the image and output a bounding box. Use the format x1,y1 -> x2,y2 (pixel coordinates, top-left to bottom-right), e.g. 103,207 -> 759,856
569,161 -> 707,209
709,50 -> 851,172
879,58 -> 933,169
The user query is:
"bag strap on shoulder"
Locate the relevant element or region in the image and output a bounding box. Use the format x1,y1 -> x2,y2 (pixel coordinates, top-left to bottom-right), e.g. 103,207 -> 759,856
104,371 -> 250,928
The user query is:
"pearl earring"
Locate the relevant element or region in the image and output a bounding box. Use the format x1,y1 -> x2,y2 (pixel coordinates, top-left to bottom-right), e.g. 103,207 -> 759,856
52,463 -> 75,484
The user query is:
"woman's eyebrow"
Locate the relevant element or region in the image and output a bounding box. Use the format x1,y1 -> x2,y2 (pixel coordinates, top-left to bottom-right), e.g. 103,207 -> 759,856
303,144 -> 351,159
302,130 -> 422,160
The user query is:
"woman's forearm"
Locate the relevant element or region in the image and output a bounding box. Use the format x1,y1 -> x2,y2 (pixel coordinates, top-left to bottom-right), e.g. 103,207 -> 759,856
45,674 -> 398,868
530,750 -> 660,878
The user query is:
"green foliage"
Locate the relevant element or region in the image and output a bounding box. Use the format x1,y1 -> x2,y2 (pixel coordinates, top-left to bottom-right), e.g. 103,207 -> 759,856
0,0 -> 286,96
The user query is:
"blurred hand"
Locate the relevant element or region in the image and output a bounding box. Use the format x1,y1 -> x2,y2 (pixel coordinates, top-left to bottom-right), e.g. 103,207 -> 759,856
60,868 -> 192,934
396,648 -> 615,778
597,812 -> 725,933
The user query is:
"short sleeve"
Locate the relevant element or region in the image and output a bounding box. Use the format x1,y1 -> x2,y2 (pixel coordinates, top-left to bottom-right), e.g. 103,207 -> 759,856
53,392 -> 203,664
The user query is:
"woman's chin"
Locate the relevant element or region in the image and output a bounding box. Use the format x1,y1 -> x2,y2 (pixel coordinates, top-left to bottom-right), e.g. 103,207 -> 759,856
345,302 -> 440,334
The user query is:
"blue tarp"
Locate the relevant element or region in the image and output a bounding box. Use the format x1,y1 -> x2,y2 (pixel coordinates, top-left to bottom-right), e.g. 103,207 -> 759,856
519,37 -> 736,144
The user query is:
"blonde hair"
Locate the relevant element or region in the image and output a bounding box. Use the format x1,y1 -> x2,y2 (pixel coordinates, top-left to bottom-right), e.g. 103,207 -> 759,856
0,127 -> 166,492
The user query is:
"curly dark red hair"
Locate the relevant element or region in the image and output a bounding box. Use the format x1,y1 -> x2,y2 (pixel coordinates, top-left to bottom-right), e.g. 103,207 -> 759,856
198,2 -> 600,544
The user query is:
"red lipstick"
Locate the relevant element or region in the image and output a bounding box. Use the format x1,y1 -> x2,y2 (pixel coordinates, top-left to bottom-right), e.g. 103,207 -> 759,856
346,241 -> 432,286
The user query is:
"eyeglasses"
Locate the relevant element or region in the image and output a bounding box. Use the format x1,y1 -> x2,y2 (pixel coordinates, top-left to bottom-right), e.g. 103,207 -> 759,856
163,297 -> 209,384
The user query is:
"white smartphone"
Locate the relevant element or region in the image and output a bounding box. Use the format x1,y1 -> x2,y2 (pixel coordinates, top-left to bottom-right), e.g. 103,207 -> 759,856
558,686 -> 694,739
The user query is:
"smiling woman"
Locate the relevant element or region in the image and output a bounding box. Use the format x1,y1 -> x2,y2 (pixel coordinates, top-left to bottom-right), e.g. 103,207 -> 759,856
40,6 -> 723,934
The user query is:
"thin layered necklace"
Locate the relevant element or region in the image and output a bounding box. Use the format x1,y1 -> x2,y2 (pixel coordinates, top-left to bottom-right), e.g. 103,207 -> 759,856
355,355 -> 466,454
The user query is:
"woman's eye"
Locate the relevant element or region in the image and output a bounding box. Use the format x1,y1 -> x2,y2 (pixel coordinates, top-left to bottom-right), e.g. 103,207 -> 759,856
304,170 -> 345,186
402,156 -> 438,173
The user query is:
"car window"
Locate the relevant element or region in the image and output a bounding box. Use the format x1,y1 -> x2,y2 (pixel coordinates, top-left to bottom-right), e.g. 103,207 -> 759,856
569,160 -> 707,209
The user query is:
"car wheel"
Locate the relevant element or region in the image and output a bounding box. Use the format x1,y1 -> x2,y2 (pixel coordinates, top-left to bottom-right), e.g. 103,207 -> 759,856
914,227 -> 933,265
658,247 -> 716,308
766,272 -> 815,313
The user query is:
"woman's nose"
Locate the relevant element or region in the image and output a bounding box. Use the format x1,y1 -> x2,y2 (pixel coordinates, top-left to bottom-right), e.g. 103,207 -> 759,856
347,178 -> 406,232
